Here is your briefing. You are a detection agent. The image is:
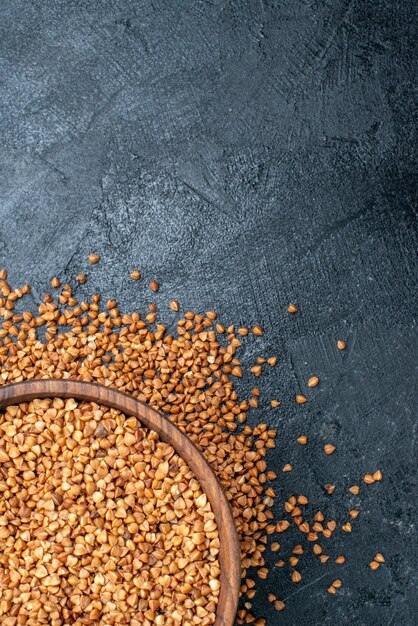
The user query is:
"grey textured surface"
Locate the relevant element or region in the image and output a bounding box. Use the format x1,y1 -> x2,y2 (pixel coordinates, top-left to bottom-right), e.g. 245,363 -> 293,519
0,1 -> 417,624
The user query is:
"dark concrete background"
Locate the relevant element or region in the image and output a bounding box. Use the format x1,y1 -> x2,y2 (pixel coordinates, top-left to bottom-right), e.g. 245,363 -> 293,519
1,1 -> 417,624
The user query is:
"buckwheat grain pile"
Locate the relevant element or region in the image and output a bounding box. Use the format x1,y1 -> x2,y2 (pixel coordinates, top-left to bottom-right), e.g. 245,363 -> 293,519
0,269 -> 384,624
0,398 -> 220,625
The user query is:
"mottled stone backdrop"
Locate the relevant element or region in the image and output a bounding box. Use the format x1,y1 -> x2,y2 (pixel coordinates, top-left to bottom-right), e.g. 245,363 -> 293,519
0,1 -> 416,624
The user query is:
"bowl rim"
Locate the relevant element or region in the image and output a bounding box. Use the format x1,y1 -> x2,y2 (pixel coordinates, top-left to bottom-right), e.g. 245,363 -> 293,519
0,379 -> 240,626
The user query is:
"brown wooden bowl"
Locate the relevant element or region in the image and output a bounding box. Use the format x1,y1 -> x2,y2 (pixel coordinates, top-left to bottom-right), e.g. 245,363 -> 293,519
0,380 -> 240,626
